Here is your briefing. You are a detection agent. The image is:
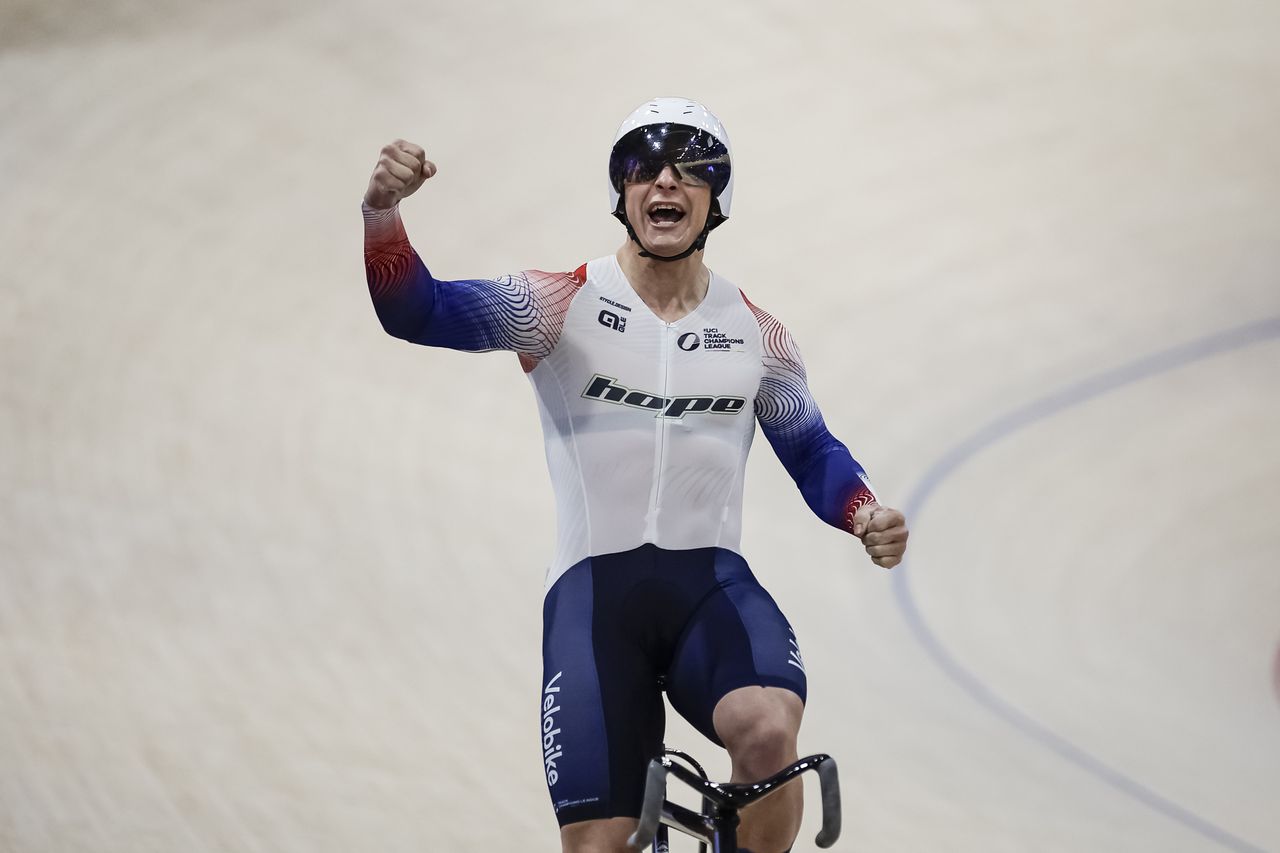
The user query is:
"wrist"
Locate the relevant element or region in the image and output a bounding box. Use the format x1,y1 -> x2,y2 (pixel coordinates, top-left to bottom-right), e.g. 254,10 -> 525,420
362,193 -> 399,212
841,487 -> 877,536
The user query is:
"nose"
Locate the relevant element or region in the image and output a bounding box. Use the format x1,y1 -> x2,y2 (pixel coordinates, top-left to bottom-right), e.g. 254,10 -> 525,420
653,164 -> 680,189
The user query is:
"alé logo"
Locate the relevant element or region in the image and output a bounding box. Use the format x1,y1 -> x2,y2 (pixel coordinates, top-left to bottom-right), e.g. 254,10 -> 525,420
581,374 -> 746,419
543,672 -> 565,786
598,309 -> 627,333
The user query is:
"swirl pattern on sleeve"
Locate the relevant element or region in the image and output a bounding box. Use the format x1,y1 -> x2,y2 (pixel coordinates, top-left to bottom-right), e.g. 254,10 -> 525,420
743,291 -> 877,534
363,203 -> 584,363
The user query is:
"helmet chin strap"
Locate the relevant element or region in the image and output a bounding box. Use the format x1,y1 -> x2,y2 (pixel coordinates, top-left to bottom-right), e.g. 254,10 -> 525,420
618,213 -> 712,263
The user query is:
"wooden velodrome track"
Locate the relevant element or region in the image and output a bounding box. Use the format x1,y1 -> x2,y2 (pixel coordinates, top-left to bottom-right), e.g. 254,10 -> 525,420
2,1 -> 1277,850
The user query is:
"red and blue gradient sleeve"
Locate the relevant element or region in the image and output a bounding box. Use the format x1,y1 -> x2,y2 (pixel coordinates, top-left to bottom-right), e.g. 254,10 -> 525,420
746,295 -> 878,535
362,202 -> 581,359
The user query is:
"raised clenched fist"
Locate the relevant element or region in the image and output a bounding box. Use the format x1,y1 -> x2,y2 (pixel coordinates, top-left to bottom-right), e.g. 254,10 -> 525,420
364,139 -> 437,210
850,503 -> 909,570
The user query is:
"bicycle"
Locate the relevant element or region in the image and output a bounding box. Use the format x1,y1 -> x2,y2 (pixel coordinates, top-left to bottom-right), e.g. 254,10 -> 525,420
628,747 -> 842,852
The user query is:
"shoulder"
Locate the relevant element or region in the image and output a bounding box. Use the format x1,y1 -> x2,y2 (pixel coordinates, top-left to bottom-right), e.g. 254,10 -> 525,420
513,264 -> 587,288
736,286 -> 774,326
735,287 -> 802,363
518,257 -> 621,294
506,264 -> 590,308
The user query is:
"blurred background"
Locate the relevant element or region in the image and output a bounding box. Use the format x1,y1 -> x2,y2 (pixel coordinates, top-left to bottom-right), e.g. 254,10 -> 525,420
2,1 -> 1277,850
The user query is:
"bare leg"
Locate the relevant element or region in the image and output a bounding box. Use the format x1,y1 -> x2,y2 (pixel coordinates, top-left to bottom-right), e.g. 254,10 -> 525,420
712,686 -> 805,853
559,816 -> 639,853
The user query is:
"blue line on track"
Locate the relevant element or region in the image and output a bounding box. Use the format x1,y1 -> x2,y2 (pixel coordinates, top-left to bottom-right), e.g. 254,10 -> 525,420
891,315 -> 1280,853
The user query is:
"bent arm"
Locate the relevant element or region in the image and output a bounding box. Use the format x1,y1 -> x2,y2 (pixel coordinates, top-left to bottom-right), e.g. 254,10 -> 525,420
751,304 -> 877,535
362,202 -> 581,355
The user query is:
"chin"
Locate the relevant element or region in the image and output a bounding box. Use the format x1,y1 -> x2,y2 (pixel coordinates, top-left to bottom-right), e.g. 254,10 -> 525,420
639,230 -> 697,258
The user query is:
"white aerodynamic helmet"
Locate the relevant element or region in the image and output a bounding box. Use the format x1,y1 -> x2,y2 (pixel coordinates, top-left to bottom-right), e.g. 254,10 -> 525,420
607,97 -> 734,259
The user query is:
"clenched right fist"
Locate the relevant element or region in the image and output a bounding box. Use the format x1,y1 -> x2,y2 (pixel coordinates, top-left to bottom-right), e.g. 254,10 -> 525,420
364,139 -> 437,210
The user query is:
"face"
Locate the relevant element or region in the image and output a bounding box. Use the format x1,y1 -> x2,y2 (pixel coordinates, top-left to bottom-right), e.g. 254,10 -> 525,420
622,164 -> 713,258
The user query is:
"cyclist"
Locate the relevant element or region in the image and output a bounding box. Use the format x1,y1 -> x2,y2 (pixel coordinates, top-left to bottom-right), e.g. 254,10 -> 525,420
361,97 -> 909,853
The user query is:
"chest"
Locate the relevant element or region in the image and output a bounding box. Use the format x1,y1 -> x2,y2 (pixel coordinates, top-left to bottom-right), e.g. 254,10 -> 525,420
555,284 -> 764,407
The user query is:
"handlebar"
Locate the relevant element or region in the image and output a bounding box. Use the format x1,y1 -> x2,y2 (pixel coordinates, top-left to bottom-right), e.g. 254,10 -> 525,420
630,759 -> 672,849
627,753 -> 841,849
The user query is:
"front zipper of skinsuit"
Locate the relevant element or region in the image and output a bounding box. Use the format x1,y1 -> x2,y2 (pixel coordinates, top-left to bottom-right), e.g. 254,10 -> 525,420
643,323 -> 673,541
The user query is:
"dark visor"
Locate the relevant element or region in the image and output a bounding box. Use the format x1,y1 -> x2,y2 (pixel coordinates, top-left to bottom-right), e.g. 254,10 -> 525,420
609,124 -> 731,197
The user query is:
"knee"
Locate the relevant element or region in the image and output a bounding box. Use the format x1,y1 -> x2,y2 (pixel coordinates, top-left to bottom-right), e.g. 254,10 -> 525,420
723,714 -> 798,776
714,686 -> 803,778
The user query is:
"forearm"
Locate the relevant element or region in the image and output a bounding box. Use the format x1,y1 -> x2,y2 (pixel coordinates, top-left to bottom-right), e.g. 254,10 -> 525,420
363,201 -> 439,341
766,420 -> 877,534
792,442 -> 878,534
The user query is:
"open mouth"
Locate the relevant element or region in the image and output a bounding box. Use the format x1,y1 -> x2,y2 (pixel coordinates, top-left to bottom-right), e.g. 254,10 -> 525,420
647,202 -> 685,226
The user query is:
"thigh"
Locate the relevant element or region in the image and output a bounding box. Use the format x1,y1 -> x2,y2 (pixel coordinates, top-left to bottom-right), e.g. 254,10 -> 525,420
541,558 -> 665,827
664,549 -> 807,745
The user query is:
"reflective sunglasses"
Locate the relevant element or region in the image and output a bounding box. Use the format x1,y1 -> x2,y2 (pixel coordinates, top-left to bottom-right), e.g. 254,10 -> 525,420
609,125 -> 731,195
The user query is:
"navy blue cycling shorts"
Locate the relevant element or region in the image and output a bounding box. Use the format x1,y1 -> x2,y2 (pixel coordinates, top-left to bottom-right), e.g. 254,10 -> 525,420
539,544 -> 807,826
